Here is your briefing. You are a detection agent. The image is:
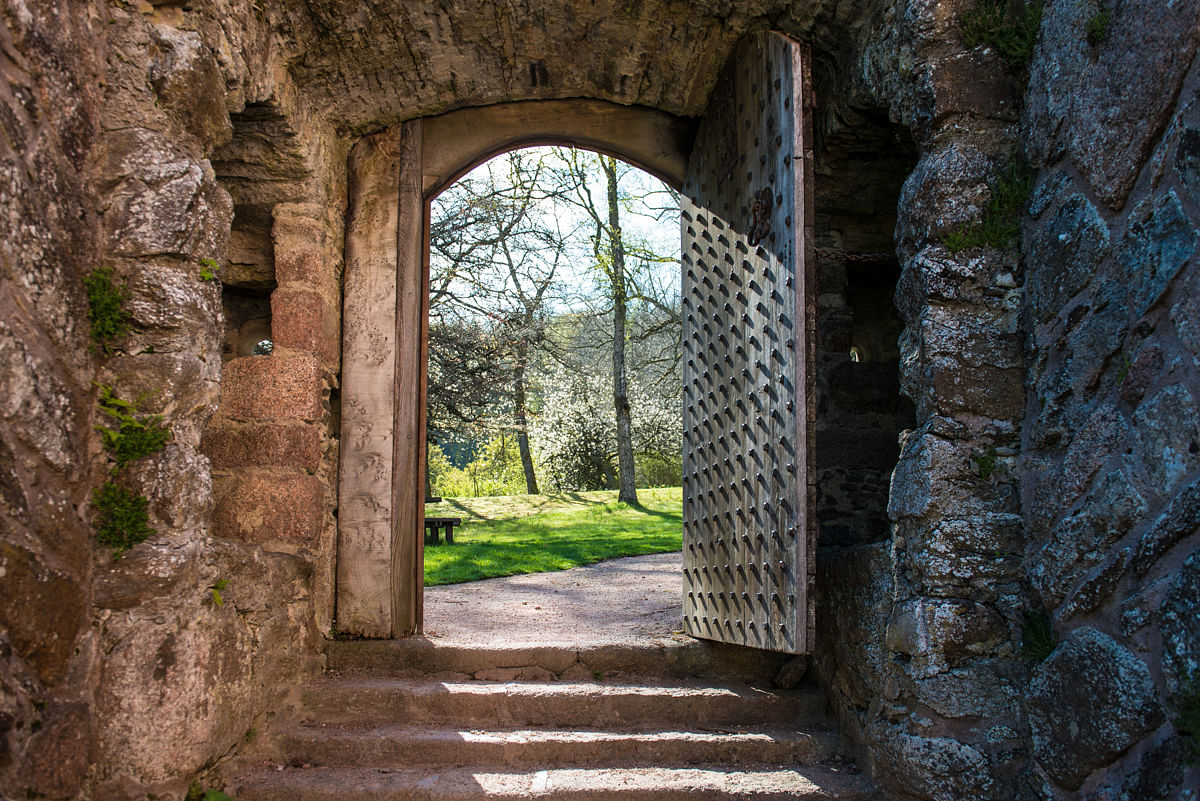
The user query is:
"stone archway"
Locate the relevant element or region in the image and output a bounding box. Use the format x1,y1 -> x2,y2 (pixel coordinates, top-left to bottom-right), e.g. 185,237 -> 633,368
337,100 -> 696,638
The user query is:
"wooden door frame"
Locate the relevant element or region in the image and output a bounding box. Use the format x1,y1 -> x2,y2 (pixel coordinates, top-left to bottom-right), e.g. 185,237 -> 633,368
337,100 -> 695,638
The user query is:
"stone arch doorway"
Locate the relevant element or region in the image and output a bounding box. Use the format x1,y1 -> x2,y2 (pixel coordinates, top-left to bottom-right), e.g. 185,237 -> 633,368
337,100 -> 696,638
337,32 -> 866,654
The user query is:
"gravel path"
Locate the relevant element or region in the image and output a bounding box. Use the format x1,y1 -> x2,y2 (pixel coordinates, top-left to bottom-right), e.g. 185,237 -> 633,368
423,551 -> 686,646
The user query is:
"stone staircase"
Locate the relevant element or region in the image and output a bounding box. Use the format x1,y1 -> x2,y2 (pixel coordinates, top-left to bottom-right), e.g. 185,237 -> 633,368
222,639 -> 874,800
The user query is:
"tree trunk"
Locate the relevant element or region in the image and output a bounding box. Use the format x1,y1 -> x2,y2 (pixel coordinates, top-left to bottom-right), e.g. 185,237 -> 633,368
512,346 -> 539,495
604,157 -> 639,505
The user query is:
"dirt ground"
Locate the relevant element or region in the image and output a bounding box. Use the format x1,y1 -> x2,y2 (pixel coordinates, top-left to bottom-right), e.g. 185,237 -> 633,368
423,551 -> 686,646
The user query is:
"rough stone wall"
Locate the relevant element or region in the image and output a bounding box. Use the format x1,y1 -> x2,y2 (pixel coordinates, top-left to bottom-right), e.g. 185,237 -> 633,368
816,0 -> 1200,798
0,2 -> 105,797
87,4 -> 338,798
1019,0 -> 1200,796
817,1 -> 1035,799
806,1 -> 1032,796
2,1 -> 343,798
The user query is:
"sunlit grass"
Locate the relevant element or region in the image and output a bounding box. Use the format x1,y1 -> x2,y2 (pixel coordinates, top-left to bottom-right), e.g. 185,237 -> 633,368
424,487 -> 682,585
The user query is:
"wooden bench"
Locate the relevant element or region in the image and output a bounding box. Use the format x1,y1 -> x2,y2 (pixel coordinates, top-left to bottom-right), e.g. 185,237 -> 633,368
425,516 -> 462,545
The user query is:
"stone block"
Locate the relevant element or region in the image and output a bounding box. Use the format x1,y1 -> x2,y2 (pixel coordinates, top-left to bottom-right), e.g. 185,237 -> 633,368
274,247 -> 323,288
921,304 -> 1024,368
913,663 -> 1019,720
105,149 -> 232,260
212,472 -> 325,548
1118,346 -> 1165,409
271,288 -> 340,365
219,354 -> 324,422
0,320 -> 83,474
888,432 -> 1014,523
885,598 -> 1008,676
930,360 -> 1024,419
0,435 -> 28,525
146,26 -> 232,151
1026,0 -> 1200,209
901,515 -> 1023,602
1056,548 -> 1131,622
92,537 -> 200,612
1159,549 -> 1200,693
897,245 -> 1017,314
0,542 -> 86,686
1169,260 -> 1200,364
24,700 -> 90,798
201,422 -> 322,472
100,352 -> 221,444
199,537 -> 316,614
871,726 -> 995,801
1027,169 -> 1072,218
1029,468 -> 1146,608
893,143 -> 993,257
272,208 -> 325,249
1133,476 -> 1200,575
909,304 -> 1025,419
1110,734 -> 1191,801
1133,384 -> 1200,495
1177,126 -> 1200,210
927,50 -> 1019,123
124,443 -> 214,532
1030,403 -> 1132,538
96,609 -> 257,783
1027,194 -> 1110,324
124,264 -> 222,334
1121,191 -> 1197,317
1054,279 -> 1129,394
1029,628 -> 1162,790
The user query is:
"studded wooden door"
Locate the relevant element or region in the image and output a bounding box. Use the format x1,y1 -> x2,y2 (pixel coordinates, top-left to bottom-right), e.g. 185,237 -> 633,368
680,31 -> 815,654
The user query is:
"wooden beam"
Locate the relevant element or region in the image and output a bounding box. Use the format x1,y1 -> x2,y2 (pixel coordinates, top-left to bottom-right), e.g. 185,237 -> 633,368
338,126 -> 405,637
392,119 -> 425,637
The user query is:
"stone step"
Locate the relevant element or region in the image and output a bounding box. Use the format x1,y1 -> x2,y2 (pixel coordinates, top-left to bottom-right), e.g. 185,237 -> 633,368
299,676 -> 821,729
265,723 -> 842,769
228,764 -> 873,801
324,638 -> 793,684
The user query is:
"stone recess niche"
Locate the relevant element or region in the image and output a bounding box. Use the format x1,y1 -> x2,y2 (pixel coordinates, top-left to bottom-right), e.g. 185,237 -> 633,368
811,105 -> 917,549
203,86 -> 351,650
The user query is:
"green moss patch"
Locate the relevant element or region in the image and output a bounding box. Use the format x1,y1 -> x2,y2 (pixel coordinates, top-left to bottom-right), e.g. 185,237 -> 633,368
1021,611 -> 1057,662
1171,672 -> 1200,765
96,384 -> 170,468
963,0 -> 1044,74
944,158 -> 1035,253
91,385 -> 169,558
1086,8 -> 1111,46
83,266 -> 132,352
92,481 -> 154,558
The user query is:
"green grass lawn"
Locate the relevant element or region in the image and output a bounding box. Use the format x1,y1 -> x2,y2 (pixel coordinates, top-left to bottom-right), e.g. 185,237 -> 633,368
424,487 -> 682,585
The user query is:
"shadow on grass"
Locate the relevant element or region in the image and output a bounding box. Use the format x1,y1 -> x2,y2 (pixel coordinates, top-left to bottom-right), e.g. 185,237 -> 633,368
434,492 -> 606,521
625,500 -> 680,521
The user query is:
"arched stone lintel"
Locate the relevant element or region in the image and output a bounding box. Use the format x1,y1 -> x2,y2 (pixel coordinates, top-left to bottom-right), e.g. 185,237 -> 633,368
419,99 -> 697,196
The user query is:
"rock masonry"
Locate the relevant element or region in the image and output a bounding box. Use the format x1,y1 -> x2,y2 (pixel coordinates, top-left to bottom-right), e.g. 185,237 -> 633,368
0,1 -> 1197,799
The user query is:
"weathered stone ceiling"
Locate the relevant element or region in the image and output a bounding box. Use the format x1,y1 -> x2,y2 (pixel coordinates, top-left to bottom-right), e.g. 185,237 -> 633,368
267,0 -> 888,134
